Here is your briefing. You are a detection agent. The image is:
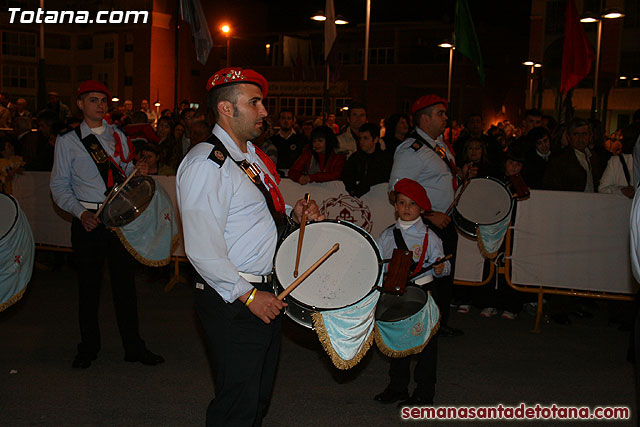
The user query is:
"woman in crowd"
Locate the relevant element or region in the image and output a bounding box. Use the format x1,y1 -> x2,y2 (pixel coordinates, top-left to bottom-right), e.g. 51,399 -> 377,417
288,125 -> 346,184
156,116 -> 182,171
459,137 -> 498,178
382,113 -> 410,154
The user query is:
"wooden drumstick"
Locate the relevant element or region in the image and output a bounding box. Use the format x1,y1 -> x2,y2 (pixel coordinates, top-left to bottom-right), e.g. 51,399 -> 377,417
445,176 -> 471,216
95,166 -> 140,217
278,243 -> 340,301
293,193 -> 311,277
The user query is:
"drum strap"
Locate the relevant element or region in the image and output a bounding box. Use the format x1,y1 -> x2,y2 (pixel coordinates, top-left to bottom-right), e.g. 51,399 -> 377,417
206,133 -> 292,240
409,130 -> 458,191
74,127 -> 126,193
618,154 -> 631,187
393,227 -> 429,277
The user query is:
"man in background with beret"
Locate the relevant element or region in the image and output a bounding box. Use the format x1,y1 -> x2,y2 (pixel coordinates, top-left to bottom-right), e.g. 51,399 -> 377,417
176,67 -> 323,426
388,94 -> 477,384
50,80 -> 164,369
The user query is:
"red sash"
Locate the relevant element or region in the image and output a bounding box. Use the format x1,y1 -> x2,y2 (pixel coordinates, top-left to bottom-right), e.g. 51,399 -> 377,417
254,146 -> 286,214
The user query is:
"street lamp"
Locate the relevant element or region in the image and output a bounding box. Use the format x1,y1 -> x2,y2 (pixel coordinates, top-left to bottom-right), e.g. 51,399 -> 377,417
580,8 -> 625,120
221,24 -> 231,67
523,61 -> 542,109
309,11 -> 349,24
438,41 -> 455,103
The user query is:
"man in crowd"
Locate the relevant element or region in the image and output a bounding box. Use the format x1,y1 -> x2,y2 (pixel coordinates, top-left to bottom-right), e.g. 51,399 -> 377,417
50,80 -> 164,369
522,108 -> 543,135
176,67 -> 322,426
342,123 -> 392,198
523,126 -> 552,189
46,91 -> 71,124
389,94 -> 477,340
337,101 -> 367,157
140,99 -> 157,125
543,118 -> 602,192
271,110 -> 304,175
13,98 -> 32,121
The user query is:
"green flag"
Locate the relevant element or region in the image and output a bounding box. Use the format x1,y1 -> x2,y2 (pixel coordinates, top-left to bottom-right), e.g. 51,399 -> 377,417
454,0 -> 485,85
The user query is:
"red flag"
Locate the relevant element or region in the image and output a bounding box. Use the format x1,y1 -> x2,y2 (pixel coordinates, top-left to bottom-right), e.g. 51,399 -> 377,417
560,0 -> 595,94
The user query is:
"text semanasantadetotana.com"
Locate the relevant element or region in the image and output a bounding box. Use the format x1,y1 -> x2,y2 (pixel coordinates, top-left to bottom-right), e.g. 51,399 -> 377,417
400,403 -> 630,421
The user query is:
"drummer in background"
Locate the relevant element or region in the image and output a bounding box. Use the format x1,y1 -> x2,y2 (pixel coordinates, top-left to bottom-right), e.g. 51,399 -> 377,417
176,67 -> 323,426
389,94 -> 477,338
50,80 -> 164,369
375,178 -> 450,406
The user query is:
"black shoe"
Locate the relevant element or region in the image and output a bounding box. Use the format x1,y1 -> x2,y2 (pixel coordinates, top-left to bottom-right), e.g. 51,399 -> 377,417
72,353 -> 97,369
374,388 -> 409,404
439,325 -> 464,337
124,349 -> 165,366
397,394 -> 434,407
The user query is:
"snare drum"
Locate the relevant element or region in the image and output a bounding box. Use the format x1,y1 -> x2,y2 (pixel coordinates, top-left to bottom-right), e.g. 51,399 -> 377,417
452,177 -> 514,238
375,286 -> 440,357
101,176 -> 178,266
0,193 -> 35,311
100,176 -> 155,227
274,220 -> 382,329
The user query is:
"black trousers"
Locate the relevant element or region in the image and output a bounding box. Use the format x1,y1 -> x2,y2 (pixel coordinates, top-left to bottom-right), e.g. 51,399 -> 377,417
71,218 -> 145,356
195,281 -> 281,427
387,335 -> 438,399
428,221 -> 458,327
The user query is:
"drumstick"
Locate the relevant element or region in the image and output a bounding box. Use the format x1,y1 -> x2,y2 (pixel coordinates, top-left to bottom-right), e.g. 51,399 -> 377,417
278,243 -> 340,301
95,166 -> 140,217
408,254 -> 453,279
293,193 -> 311,278
445,177 -> 471,216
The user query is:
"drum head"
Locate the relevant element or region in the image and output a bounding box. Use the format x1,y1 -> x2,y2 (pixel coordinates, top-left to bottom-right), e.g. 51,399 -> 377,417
100,176 -> 155,227
456,177 -> 512,225
376,286 -> 427,322
0,193 -> 18,240
275,221 -> 381,310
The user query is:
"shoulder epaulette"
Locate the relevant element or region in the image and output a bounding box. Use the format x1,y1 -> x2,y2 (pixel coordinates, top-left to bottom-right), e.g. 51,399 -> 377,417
206,133 -> 230,167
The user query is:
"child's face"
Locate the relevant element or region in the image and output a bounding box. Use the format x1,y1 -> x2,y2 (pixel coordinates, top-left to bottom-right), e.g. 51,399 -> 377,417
395,193 -> 424,221
358,131 -> 377,154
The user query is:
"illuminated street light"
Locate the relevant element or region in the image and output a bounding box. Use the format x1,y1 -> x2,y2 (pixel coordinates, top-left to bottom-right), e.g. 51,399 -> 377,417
221,24 -> 231,67
439,40 -> 455,102
523,61 -> 542,108
112,97 -> 120,102
580,9 -> 625,119
310,11 -> 348,24
620,76 -> 628,80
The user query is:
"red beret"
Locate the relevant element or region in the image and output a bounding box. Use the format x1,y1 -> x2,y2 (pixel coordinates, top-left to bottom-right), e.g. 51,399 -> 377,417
77,80 -> 111,99
206,67 -> 268,97
394,178 -> 432,212
410,94 -> 448,115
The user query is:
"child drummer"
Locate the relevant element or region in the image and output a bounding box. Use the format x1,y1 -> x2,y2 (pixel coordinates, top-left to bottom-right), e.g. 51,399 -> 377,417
374,178 -> 450,406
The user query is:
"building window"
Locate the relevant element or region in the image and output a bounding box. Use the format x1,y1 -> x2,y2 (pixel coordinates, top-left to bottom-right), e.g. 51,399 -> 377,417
124,43 -> 133,52
45,65 -> 71,82
280,97 -> 296,113
104,39 -> 114,59
77,65 -> 92,81
124,75 -> 133,86
97,72 -> 109,88
78,35 -> 93,50
545,0 -> 564,34
2,64 -> 36,89
368,47 -> 394,65
45,34 -> 71,50
265,97 -> 277,114
2,31 -> 36,57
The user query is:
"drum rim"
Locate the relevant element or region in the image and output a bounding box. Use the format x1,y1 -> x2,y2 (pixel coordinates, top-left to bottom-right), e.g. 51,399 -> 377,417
274,219 -> 382,312
99,175 -> 156,227
453,176 -> 514,226
0,192 -> 19,241
376,285 -> 427,322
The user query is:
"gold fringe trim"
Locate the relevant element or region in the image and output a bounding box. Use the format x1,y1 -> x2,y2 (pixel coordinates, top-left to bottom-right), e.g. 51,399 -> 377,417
0,286 -> 27,312
114,228 -> 178,267
311,311 -> 375,370
374,318 -> 440,358
477,226 -> 501,260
